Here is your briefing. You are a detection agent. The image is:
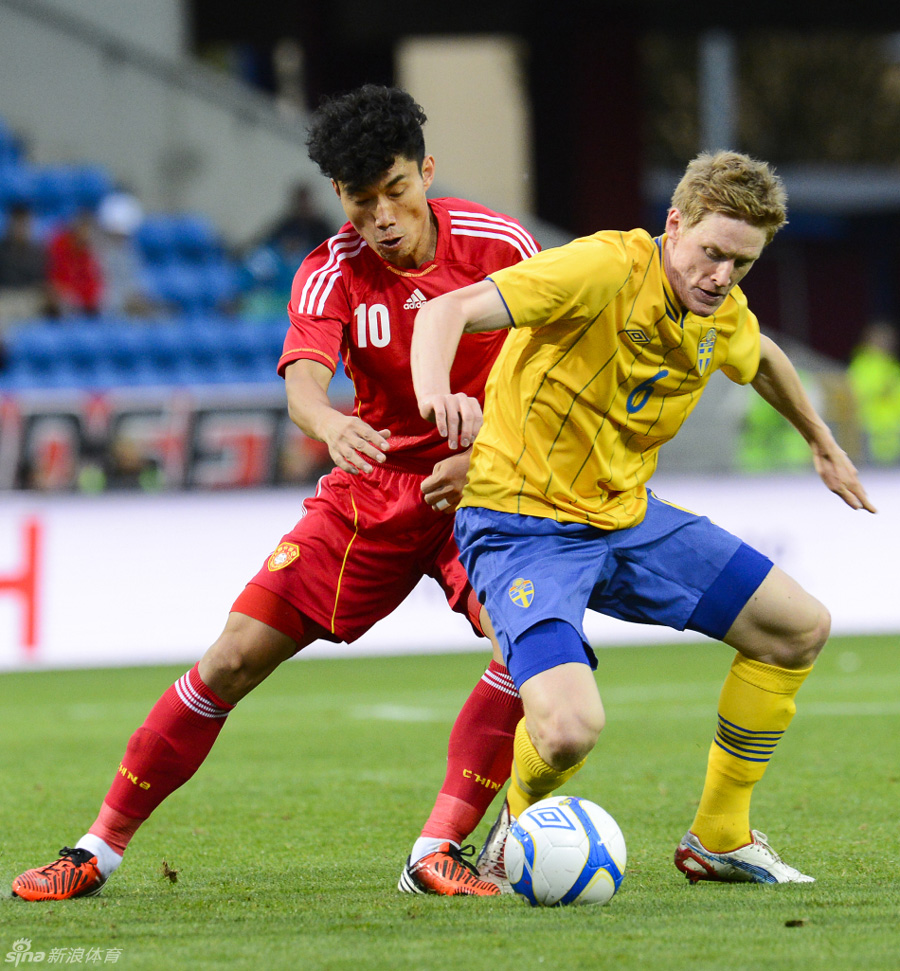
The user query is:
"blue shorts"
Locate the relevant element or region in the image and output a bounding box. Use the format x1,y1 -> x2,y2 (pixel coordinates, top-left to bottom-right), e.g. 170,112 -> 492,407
455,492 -> 773,688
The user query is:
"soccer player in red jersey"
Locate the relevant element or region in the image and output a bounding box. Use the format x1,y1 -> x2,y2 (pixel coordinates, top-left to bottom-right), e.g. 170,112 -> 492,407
12,85 -> 537,902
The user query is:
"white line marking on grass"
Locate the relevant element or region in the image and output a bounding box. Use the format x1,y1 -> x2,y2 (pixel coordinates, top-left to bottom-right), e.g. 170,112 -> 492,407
352,704 -> 447,722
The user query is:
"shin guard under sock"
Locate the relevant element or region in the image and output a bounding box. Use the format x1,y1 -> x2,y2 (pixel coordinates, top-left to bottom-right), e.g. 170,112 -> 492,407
419,660 -> 523,845
690,654 -> 812,852
88,664 -> 234,853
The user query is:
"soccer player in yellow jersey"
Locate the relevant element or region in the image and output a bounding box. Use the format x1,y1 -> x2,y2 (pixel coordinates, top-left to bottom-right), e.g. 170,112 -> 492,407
410,151 -> 876,886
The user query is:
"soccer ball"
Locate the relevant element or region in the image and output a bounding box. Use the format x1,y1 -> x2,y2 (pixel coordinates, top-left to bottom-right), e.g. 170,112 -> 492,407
504,795 -> 626,907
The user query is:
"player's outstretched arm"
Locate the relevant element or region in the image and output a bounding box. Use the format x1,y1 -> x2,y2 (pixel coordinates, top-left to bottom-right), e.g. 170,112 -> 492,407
751,335 -> 876,512
284,359 -> 391,475
411,279 -> 511,449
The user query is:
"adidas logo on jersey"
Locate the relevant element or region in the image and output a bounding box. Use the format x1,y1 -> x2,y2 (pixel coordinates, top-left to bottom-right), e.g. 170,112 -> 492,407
403,288 -> 427,310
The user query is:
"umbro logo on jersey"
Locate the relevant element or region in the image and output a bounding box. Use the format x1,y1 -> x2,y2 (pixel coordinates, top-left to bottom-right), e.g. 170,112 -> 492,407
403,288 -> 427,310
625,328 -> 650,344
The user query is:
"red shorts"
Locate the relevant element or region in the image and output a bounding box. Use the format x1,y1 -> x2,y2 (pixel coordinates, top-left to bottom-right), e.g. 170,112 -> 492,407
237,464 -> 483,644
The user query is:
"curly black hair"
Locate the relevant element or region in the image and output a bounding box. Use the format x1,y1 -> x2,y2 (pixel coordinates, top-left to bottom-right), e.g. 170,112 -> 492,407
306,84 -> 427,192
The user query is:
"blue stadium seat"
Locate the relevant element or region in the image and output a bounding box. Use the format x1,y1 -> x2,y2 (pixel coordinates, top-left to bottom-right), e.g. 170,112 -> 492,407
143,322 -> 193,368
65,322 -> 110,369
32,166 -> 82,219
0,357 -> 49,390
136,213 -> 224,267
199,261 -> 240,308
145,263 -> 207,313
38,358 -> 85,389
135,216 -> 179,263
0,118 -> 24,166
5,324 -> 59,371
72,165 -> 114,209
0,162 -> 39,209
171,213 -> 220,260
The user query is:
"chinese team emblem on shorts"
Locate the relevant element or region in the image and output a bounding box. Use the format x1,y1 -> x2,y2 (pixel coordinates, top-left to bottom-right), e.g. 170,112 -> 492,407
697,328 -> 717,376
267,542 -> 300,571
508,577 -> 534,608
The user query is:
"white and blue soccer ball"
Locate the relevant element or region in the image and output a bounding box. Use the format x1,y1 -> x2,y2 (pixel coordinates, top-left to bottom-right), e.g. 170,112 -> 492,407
504,795 -> 626,907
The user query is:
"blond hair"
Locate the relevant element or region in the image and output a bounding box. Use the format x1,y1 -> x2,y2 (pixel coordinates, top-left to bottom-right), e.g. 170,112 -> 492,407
670,151 -> 788,244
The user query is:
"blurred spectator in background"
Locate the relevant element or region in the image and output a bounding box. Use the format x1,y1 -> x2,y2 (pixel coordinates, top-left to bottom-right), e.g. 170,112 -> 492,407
0,203 -> 55,367
272,37 -> 307,117
103,434 -> 164,491
847,318 -> 900,465
238,224 -> 317,320
95,191 -> 159,318
238,182 -> 333,320
737,367 -> 818,474
0,203 -> 54,314
47,207 -> 103,317
259,181 -> 332,254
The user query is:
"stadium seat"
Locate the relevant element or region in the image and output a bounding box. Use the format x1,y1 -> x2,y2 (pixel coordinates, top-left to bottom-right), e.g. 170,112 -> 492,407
65,321 -> 110,367
135,216 -> 179,264
5,324 -> 59,371
170,213 -> 220,261
72,165 -> 114,209
0,118 -> 24,166
200,261 -> 240,308
0,162 -> 39,209
32,166 -> 82,219
146,263 -> 208,313
0,356 -> 48,391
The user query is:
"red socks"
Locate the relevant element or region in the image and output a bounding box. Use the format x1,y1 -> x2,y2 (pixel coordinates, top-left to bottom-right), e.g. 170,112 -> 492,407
88,664 -> 234,854
420,660 -> 523,843
90,659 -> 522,855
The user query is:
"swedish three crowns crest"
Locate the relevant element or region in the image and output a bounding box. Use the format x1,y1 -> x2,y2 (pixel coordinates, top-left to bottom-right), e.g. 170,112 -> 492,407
697,327 -> 717,376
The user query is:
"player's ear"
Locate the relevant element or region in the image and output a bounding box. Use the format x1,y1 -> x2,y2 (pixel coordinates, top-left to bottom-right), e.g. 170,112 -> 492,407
665,207 -> 682,239
421,155 -> 436,191
331,179 -> 342,200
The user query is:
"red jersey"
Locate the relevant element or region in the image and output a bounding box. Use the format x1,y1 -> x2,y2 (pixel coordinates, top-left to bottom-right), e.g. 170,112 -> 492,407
278,197 -> 539,472
47,228 -> 103,313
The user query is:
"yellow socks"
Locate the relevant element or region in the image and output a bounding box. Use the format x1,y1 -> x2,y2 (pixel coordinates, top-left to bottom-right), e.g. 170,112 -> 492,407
507,718 -> 587,819
690,653 -> 812,852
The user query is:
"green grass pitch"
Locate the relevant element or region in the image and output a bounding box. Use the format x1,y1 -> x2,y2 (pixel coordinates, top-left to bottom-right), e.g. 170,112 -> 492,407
1,634 -> 898,970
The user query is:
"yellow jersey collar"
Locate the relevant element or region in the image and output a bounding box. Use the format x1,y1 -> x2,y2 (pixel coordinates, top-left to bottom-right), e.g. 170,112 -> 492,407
654,234 -> 688,328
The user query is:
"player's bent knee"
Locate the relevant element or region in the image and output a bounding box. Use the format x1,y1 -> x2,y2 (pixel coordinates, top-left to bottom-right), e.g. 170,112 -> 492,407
199,614 -> 299,703
533,708 -> 604,770
763,600 -> 831,668
796,601 -> 831,664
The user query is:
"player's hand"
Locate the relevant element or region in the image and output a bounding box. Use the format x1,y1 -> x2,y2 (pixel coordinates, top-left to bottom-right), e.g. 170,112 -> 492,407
321,414 -> 391,475
812,442 -> 877,513
418,393 -> 483,450
422,449 -> 473,514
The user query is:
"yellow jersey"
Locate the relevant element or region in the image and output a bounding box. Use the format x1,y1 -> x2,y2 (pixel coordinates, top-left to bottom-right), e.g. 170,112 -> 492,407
461,228 -> 761,529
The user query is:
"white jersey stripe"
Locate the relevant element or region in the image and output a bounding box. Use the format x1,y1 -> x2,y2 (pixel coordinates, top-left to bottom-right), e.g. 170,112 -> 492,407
449,216 -> 539,257
449,211 -> 540,257
302,239 -> 366,317
312,254 -> 363,316
297,233 -> 366,316
451,228 -> 537,262
452,223 -> 539,258
297,231 -> 356,310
